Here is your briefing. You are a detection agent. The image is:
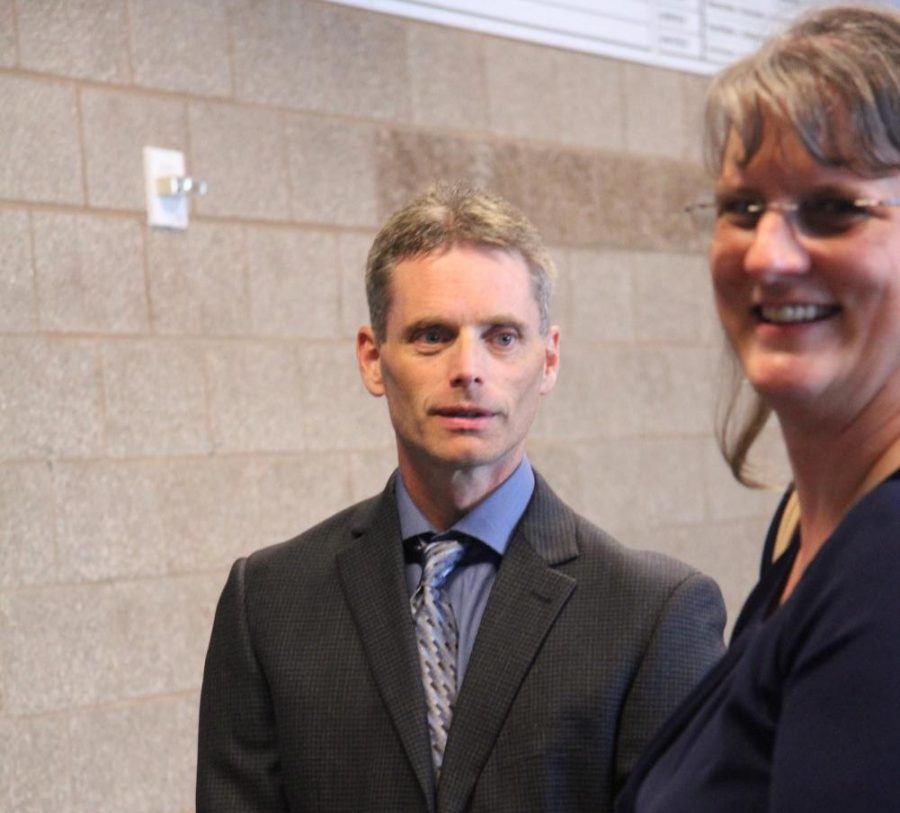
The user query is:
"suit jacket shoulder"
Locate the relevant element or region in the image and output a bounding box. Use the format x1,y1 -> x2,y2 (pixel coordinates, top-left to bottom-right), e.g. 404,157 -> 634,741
447,473 -> 726,810
245,478 -> 394,573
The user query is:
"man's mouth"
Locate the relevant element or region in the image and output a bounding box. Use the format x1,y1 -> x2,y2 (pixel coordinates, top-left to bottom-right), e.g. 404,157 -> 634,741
753,303 -> 840,325
433,405 -> 495,419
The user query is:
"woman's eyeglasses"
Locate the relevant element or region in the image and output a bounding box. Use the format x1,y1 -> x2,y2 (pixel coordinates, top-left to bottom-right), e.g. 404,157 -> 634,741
685,196 -> 900,237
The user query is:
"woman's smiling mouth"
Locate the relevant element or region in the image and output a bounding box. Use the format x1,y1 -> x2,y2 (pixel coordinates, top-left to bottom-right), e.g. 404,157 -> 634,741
753,303 -> 841,325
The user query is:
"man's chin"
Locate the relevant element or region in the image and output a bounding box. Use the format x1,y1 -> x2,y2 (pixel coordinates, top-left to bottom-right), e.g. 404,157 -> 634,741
424,442 -> 522,475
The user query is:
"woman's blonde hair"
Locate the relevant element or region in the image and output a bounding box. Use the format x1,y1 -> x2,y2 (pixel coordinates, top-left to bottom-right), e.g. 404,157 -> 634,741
706,5 -> 900,485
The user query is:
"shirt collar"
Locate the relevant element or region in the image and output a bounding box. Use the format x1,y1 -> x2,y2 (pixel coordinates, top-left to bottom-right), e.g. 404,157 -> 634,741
395,458 -> 535,557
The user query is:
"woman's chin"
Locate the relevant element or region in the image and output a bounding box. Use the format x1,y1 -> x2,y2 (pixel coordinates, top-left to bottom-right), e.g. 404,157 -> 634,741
742,361 -> 828,409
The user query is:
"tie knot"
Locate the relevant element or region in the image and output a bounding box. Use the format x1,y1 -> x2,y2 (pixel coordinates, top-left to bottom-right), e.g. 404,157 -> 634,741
421,539 -> 465,591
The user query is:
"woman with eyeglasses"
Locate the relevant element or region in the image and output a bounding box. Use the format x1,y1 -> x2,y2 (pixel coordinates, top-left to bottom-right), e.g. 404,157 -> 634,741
616,6 -> 900,812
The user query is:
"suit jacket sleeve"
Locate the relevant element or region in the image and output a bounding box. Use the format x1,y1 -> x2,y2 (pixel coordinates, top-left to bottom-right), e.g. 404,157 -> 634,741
614,570 -> 725,792
197,558 -> 288,813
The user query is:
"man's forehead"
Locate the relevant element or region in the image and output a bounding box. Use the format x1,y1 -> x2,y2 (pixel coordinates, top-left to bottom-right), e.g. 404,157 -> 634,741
392,242 -> 526,270
384,250 -> 539,334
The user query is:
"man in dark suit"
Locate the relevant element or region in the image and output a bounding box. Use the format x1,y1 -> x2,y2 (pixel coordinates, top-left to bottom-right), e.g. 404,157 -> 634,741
196,184 -> 725,813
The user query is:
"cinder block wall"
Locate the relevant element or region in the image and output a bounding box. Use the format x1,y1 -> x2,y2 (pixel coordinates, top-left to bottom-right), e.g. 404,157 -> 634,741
0,1 -> 787,810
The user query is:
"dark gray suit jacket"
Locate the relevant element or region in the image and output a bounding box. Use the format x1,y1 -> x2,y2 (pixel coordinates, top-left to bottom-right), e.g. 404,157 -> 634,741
197,472 -> 725,812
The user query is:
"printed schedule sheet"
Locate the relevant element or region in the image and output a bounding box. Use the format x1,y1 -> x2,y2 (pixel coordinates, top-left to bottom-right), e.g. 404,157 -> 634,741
327,1 -> 870,74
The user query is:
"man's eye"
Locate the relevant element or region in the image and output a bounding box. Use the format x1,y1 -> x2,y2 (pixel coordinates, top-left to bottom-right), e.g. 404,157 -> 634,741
414,327 -> 450,346
491,331 -> 518,348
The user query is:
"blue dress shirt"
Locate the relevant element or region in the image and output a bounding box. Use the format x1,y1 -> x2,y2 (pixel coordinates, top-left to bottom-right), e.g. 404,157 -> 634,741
396,458 -> 535,688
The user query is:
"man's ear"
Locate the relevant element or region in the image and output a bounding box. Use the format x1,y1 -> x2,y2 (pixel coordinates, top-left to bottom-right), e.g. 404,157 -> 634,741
357,326 -> 385,397
539,326 -> 560,395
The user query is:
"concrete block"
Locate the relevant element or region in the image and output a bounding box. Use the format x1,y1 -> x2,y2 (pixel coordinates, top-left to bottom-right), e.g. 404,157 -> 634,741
207,339 -> 393,454
633,251 -> 715,343
3,574 -> 221,714
161,456 -> 262,572
0,702 -> 206,813
0,713 -> 74,812
246,226 -> 340,338
298,341 -> 395,451
484,37 -> 560,142
631,345 -> 719,435
348,449 -> 398,503
0,338 -> 103,459
81,87 -> 187,210
488,143 -> 612,250
648,158 -> 714,254
0,76 -> 83,205
374,129 -> 495,223
531,344 -> 640,441
189,102 -> 290,221
147,222 -> 251,335
338,231 -> 376,339
590,152 -> 708,253
548,244 -> 572,337
565,248 -> 635,343
33,213 -> 148,334
253,452 -> 355,546
524,442 -> 593,521
531,436 -> 706,537
0,0 -> 14,67
129,0 -> 232,96
0,462 -> 55,588
16,0 -> 130,82
703,437 -> 785,523
0,209 -> 36,332
683,72 -> 712,167
231,0 -> 410,120
556,51 -> 625,151
68,695 -> 198,813
53,460 -> 167,581
285,114 -> 379,227
407,22 -> 488,130
634,436 -> 708,526
206,342 -> 309,453
229,0 -> 313,107
102,340 -> 210,457
623,62 -> 692,160
527,438 -> 642,540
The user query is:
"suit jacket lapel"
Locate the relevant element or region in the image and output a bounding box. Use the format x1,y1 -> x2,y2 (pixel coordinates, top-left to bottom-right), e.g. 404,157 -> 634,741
336,478 -> 436,810
437,476 -> 578,812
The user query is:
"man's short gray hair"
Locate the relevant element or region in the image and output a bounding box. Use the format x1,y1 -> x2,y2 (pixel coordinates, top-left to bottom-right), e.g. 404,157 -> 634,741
365,183 -> 556,341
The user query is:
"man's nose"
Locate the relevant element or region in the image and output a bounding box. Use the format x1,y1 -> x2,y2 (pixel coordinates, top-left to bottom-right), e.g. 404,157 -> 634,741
448,331 -> 484,388
742,210 -> 811,280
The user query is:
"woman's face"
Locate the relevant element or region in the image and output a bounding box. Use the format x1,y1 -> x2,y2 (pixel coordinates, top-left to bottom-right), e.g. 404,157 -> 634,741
711,121 -> 900,430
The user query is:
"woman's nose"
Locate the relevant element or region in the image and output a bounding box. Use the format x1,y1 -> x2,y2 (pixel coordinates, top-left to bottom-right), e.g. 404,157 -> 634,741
742,210 -> 811,279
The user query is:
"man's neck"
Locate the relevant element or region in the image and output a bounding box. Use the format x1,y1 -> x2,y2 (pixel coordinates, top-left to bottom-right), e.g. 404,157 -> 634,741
397,454 -> 524,531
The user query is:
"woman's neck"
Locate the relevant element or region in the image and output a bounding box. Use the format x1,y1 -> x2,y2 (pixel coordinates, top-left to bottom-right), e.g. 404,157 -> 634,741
777,408 -> 900,602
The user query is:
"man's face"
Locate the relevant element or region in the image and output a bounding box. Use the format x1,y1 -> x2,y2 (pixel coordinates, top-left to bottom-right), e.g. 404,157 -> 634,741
357,244 -> 559,486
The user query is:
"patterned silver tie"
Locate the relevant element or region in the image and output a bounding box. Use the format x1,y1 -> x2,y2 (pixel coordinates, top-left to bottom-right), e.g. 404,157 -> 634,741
411,538 -> 465,777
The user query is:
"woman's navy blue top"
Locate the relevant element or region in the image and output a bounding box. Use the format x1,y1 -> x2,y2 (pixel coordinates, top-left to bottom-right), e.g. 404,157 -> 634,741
616,472 -> 900,812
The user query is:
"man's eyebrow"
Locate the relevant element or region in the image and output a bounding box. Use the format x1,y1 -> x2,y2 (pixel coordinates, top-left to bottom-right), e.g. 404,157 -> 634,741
485,316 -> 529,333
402,318 -> 454,338
400,315 -> 530,337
